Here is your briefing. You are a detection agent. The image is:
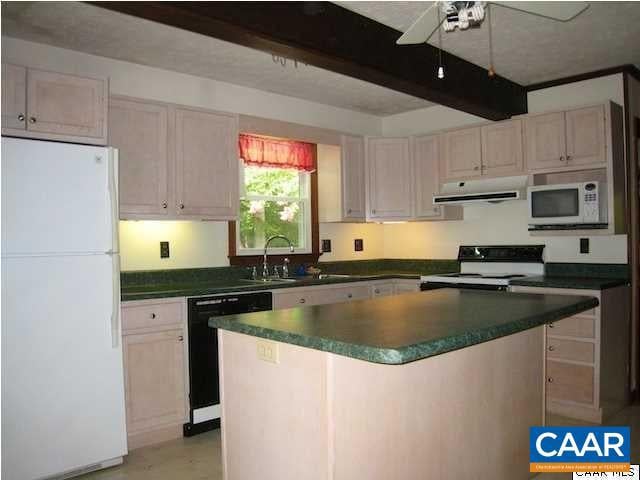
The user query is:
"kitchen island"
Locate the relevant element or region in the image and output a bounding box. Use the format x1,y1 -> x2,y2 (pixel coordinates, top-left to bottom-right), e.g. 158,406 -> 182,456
209,289 -> 598,480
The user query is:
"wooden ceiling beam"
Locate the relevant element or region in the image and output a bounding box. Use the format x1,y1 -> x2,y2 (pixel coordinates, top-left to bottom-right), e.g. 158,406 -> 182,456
92,1 -> 528,120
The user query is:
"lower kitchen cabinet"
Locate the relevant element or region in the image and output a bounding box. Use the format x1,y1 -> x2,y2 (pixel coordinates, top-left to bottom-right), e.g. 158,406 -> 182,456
273,283 -> 370,309
510,285 -> 630,423
121,298 -> 187,450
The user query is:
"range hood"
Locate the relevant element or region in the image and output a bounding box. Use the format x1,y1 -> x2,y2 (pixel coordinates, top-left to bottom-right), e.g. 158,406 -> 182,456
433,176 -> 529,206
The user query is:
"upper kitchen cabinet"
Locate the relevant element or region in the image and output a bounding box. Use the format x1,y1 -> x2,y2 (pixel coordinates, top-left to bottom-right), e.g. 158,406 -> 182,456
525,105 -> 606,171
366,137 -> 412,220
111,96 -> 239,221
1,64 -> 108,145
480,120 -> 524,176
412,134 -> 463,221
565,105 -> 606,167
441,127 -> 482,180
523,112 -> 566,171
1,64 -> 26,130
341,135 -> 366,221
175,107 -> 238,220
109,97 -> 170,218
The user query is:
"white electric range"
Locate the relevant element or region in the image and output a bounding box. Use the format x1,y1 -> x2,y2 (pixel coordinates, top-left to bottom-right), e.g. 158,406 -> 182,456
420,245 -> 545,292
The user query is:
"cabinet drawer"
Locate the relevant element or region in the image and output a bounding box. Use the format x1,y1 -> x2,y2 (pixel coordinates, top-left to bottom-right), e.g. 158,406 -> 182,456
324,285 -> 371,304
546,361 -> 595,405
547,338 -> 595,363
273,290 -> 319,309
122,301 -> 184,332
547,315 -> 595,338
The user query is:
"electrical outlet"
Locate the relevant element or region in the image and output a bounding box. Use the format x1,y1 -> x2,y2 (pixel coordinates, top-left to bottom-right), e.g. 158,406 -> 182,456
354,239 -> 364,252
580,238 -> 589,254
257,340 -> 279,364
160,241 -> 170,258
322,239 -> 332,253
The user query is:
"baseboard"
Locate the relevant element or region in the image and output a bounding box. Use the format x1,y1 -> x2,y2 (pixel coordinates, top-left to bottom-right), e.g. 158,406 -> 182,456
127,423 -> 183,450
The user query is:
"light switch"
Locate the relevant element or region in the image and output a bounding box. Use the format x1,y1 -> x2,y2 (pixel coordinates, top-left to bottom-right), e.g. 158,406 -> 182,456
257,340 -> 279,364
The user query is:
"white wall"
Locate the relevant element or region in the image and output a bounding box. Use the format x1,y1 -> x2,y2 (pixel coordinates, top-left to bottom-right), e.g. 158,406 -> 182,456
2,36 -> 385,270
119,221 -> 229,271
382,74 -> 628,264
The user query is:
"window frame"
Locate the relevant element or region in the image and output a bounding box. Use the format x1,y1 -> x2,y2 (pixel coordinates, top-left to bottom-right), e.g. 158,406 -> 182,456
236,163 -> 312,255
228,143 -> 320,266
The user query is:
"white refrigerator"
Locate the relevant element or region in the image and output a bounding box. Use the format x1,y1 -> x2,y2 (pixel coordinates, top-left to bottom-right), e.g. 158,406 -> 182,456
1,138 -> 127,479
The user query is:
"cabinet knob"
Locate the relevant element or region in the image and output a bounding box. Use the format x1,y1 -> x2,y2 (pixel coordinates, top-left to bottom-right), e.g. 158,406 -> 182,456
178,335 -> 184,342
299,298 -> 306,304
567,155 -> 572,161
548,323 -> 554,328
547,377 -> 553,383
374,289 -> 380,294
372,209 -> 377,214
29,117 -> 36,124
347,208 -> 352,214
17,114 -> 25,122
473,165 -> 480,171
559,156 -> 565,161
162,202 -> 168,209
548,345 -> 555,352
150,313 -> 156,319
179,203 -> 185,210
347,293 -> 353,298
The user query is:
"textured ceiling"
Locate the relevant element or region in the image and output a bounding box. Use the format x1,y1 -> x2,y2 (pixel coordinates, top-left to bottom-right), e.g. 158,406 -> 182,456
338,1 -> 640,85
0,1 -> 434,116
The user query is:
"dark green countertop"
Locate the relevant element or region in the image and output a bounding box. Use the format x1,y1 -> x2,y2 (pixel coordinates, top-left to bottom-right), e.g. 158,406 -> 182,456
208,289 -> 599,365
120,273 -> 422,302
510,276 -> 628,290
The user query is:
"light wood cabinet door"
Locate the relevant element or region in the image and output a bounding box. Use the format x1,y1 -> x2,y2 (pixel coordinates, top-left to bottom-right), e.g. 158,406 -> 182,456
1,63 -> 27,130
109,98 -> 170,218
565,105 -> 606,167
524,112 -> 566,171
441,127 -> 482,180
340,135 -> 366,221
546,360 -> 595,405
175,108 -> 238,219
26,68 -> 107,141
123,329 -> 186,436
367,137 -> 412,220
413,134 -> 442,218
481,120 -> 523,176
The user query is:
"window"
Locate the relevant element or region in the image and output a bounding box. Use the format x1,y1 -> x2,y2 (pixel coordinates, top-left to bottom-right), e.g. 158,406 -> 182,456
230,133 -> 319,260
237,164 -> 312,254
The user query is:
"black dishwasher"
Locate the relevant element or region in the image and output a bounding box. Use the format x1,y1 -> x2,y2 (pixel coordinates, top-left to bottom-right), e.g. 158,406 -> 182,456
184,291 -> 272,436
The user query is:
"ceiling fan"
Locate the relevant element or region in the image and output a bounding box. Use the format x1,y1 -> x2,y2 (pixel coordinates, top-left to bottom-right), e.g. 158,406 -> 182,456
396,1 -> 590,45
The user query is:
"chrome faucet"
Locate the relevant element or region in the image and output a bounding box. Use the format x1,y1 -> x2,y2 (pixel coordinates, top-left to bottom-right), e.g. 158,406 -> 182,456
263,235 -> 294,279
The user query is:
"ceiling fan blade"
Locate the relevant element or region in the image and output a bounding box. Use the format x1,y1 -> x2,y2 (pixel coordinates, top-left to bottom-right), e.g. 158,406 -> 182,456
396,2 -> 442,45
493,1 -> 590,22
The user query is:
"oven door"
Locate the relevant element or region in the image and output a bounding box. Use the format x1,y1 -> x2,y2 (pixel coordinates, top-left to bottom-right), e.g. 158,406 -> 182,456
528,186 -> 583,225
420,282 -> 508,292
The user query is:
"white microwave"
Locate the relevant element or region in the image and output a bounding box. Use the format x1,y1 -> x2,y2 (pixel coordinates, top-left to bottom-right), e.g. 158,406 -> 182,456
527,182 -> 607,229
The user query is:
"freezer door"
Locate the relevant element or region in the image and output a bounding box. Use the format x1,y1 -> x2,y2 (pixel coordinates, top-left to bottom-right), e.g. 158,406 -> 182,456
1,255 -> 127,480
1,138 -> 116,255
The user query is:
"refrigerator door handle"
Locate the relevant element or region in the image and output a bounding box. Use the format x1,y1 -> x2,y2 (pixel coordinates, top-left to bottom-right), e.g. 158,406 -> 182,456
107,149 -> 121,349
109,252 -> 121,349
